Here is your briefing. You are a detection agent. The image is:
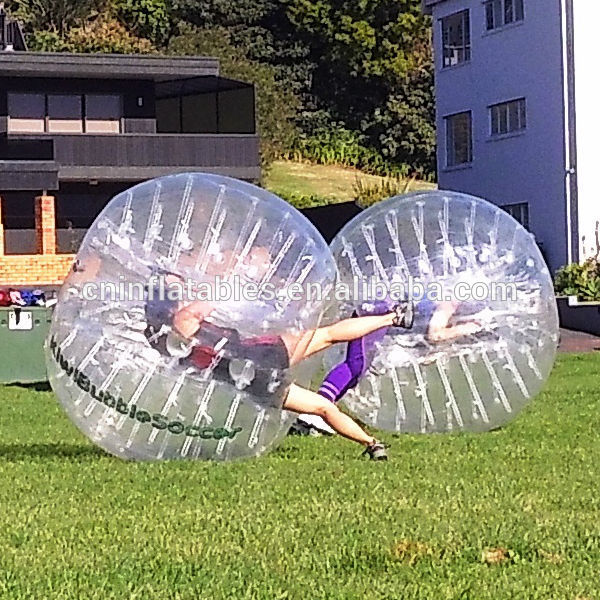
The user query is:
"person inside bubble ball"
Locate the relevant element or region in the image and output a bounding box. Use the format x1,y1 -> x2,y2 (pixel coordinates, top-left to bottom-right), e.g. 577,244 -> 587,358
143,247 -> 414,461
310,296 -> 482,419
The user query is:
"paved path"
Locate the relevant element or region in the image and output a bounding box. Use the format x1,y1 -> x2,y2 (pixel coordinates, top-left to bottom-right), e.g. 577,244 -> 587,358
558,328 -> 600,353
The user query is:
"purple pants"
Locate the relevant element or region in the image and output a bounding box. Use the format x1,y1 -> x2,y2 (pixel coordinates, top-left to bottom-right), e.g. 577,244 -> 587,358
318,300 -> 391,403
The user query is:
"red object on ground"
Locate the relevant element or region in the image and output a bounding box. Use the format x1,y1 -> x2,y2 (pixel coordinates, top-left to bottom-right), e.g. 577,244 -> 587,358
0,290 -> 11,306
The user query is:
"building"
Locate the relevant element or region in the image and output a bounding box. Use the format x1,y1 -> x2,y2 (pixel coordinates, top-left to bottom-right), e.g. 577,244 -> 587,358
423,0 -> 597,273
0,5 -> 259,286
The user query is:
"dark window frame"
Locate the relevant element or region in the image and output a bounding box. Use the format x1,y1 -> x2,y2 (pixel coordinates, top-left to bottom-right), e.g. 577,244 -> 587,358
441,10 -> 471,68
490,97 -> 527,136
484,0 -> 524,31
502,202 -> 529,229
445,110 -> 473,167
7,92 -> 123,134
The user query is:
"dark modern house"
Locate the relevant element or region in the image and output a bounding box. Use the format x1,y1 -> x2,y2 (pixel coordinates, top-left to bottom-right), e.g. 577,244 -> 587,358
0,5 -> 259,284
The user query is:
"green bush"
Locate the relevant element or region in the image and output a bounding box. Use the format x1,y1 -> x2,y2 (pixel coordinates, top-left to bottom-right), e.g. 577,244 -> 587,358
288,124 -> 366,168
287,123 -> 413,178
353,176 -> 416,208
114,0 -> 171,45
554,258 -> 600,301
275,191 -> 331,209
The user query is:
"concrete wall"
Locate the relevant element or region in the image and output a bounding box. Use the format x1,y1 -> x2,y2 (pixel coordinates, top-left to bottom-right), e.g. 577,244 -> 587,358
431,0 -> 568,272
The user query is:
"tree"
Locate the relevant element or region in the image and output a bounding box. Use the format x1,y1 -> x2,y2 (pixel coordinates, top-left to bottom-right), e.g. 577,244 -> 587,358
169,0 -> 313,98
113,0 -> 171,46
169,0 -> 435,175
7,0 -> 106,36
65,18 -> 155,53
27,17 -> 155,53
281,0 -> 435,174
168,24 -> 300,170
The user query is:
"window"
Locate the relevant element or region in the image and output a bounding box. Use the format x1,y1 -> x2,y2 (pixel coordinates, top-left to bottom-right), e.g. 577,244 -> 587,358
85,95 -> 122,133
182,94 -> 217,133
445,111 -> 472,167
490,98 -> 526,136
156,97 -> 181,133
502,202 -> 529,229
7,93 -> 45,133
485,0 -> 524,31
441,10 -> 470,68
7,92 -> 122,134
48,94 -> 83,133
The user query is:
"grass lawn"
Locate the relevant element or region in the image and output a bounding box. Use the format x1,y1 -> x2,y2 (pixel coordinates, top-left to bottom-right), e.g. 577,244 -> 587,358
264,161 -> 436,203
0,353 -> 599,599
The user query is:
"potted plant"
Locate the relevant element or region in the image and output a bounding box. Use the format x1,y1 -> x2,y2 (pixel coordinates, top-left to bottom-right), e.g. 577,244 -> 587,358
554,258 -> 600,335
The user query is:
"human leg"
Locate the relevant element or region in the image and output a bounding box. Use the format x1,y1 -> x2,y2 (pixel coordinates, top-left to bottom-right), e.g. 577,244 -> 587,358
285,383 -> 375,446
317,301 -> 403,402
317,336 -> 369,402
295,301 -> 414,362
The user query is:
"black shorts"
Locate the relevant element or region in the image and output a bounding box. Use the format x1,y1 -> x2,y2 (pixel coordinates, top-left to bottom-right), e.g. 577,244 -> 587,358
184,333 -> 291,408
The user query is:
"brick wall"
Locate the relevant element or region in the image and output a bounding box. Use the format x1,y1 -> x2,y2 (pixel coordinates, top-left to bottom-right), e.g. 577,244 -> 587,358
0,254 -> 74,286
35,195 -> 57,255
0,194 -> 74,286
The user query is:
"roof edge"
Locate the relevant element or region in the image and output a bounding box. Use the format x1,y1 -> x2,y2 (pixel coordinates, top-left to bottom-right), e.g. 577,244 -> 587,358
422,0 -> 447,15
0,51 -> 221,80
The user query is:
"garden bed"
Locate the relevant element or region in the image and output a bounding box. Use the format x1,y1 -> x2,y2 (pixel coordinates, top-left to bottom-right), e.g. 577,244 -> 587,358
556,295 -> 600,335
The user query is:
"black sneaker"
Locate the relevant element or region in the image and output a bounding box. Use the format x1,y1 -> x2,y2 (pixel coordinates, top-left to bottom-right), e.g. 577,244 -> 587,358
362,441 -> 389,461
392,301 -> 414,329
288,419 -> 314,436
288,419 -> 325,437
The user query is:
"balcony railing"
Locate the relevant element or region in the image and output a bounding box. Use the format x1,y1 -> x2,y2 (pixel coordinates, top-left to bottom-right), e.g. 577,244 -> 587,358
3,132 -> 261,181
51,133 -> 259,168
3,228 -> 85,255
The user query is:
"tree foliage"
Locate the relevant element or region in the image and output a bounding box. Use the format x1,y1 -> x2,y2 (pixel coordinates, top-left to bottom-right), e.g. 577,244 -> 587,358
170,0 -> 313,98
167,0 -> 435,175
281,0 -> 434,174
28,17 -> 155,53
113,0 -> 171,45
7,0 -> 435,175
7,0 -> 106,35
168,24 -> 299,170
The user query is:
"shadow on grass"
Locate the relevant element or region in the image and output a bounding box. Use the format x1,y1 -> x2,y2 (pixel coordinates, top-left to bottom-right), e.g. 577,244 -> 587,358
0,442 -> 107,461
6,381 -> 52,392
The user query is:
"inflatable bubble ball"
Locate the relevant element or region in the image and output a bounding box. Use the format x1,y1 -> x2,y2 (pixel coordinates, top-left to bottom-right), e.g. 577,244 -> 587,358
323,190 -> 559,433
46,173 -> 336,460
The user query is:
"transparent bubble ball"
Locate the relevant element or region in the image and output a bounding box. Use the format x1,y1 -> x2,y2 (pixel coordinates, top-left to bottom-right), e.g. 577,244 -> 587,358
323,190 -> 559,433
46,173 -> 336,460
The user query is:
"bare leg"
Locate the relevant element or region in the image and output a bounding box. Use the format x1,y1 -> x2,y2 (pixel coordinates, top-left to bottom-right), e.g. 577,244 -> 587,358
284,383 -> 375,446
285,313 -> 397,365
322,313 -> 395,343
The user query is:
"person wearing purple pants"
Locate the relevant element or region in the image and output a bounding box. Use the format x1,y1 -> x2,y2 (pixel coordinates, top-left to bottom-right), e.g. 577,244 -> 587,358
315,297 -> 482,405
294,300 -> 414,445
317,300 -> 401,403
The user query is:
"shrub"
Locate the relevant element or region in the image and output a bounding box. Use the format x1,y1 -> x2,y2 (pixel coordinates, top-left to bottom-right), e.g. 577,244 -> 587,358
353,176 -> 416,208
554,258 -> 600,301
275,192 -> 330,209
286,123 -> 413,178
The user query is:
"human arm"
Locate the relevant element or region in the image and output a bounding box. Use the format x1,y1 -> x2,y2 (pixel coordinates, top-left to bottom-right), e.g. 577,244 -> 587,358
427,301 -> 480,343
172,300 -> 213,340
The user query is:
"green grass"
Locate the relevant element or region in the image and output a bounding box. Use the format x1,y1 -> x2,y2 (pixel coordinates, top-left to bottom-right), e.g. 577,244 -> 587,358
264,160 -> 436,203
1,354 -> 599,599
